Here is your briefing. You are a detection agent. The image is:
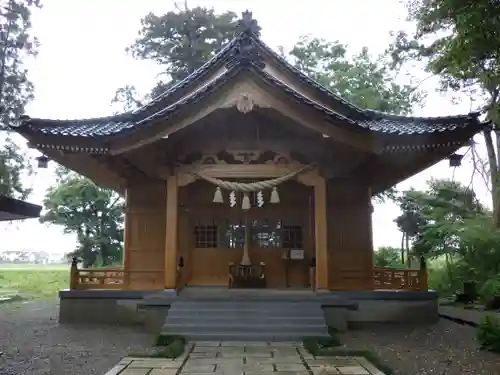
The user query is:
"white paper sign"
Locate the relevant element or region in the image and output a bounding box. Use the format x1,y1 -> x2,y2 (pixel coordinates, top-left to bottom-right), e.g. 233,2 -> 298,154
289,249 -> 304,260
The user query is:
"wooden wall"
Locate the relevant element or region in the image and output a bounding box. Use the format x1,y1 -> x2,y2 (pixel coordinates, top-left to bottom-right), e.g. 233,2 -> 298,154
124,180 -> 166,289
326,178 -> 374,290
179,179 -> 314,288
121,176 -> 375,291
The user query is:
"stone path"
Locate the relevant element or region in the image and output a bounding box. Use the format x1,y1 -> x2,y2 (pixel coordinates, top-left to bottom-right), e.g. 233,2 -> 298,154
105,341 -> 385,375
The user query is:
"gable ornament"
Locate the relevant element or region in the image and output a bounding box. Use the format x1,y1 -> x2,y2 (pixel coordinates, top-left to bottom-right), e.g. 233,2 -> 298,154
236,93 -> 254,114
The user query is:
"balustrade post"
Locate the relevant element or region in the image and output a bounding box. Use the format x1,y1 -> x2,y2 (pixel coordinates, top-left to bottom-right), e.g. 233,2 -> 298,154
69,257 -> 78,289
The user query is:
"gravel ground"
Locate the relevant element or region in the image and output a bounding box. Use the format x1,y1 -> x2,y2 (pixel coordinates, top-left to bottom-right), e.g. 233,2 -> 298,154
340,319 -> 500,375
2,301 -> 500,375
0,299 -> 153,375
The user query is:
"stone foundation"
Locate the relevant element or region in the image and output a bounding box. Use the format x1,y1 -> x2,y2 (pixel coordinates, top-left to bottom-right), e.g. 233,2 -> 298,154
322,290 -> 439,328
58,289 -> 438,330
58,289 -> 160,325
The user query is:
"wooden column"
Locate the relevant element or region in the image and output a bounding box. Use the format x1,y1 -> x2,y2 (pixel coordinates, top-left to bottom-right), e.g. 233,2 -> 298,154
122,188 -> 131,287
164,174 -> 178,289
314,176 -> 328,289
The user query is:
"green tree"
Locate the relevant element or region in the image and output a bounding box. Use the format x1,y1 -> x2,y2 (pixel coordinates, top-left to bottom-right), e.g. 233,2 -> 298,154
289,36 -> 424,114
41,170 -> 124,267
0,0 -> 41,198
373,246 -> 404,268
112,4 -> 238,108
396,178 -> 500,295
391,0 -> 500,225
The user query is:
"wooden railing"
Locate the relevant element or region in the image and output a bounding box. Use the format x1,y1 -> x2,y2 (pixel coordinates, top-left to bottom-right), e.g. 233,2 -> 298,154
373,267 -> 428,291
67,258 -> 428,292
69,258 -> 163,290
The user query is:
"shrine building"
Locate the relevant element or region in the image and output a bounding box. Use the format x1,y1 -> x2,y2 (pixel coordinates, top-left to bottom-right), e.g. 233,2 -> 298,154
11,12 -> 486,331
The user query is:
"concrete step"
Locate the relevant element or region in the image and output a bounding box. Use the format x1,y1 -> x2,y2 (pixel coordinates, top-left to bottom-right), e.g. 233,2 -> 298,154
166,309 -> 325,318
160,331 -> 327,342
160,299 -> 331,341
165,316 -> 325,324
162,324 -> 328,335
167,301 -> 322,309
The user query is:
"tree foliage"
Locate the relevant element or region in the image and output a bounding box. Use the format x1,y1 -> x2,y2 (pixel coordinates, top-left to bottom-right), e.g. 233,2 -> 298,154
0,0 -> 41,198
391,0 -> 500,225
41,169 -> 124,267
289,36 -> 424,114
112,4 -> 238,108
396,178 -> 500,296
373,246 -> 404,268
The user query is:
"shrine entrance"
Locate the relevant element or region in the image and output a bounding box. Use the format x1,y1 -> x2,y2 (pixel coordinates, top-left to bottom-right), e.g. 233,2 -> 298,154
178,174 -> 316,289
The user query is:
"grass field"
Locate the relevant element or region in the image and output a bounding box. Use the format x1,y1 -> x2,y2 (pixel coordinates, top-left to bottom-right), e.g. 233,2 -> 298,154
0,264 -> 69,299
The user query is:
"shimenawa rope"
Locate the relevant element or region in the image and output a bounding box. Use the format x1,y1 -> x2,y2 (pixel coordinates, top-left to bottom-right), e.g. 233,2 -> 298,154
191,164 -> 314,192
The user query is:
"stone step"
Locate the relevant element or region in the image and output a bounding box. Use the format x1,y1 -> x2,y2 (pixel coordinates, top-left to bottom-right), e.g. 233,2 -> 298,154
159,331 -> 328,342
171,301 -> 321,312
162,323 -> 328,335
161,299 -> 332,341
166,313 -> 325,325
166,308 -> 325,318
168,299 -> 321,309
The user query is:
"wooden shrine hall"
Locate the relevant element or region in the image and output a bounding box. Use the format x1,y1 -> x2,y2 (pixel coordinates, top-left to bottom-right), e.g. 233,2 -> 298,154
13,12 -> 485,294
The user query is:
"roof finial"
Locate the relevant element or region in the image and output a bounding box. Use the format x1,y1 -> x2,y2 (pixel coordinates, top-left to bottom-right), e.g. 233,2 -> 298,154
237,10 -> 261,37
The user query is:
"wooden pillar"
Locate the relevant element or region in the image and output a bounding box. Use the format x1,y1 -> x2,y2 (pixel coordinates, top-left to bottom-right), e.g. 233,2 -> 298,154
314,176 -> 328,289
366,187 -> 375,290
123,188 -> 131,287
164,174 -> 178,289
69,257 -> 78,289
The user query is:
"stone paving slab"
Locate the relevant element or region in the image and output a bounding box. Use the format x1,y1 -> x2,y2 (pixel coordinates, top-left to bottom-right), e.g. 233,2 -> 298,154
104,341 -> 386,375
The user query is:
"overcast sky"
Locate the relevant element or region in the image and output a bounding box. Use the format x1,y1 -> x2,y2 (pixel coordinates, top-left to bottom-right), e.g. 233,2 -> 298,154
0,0 -> 490,254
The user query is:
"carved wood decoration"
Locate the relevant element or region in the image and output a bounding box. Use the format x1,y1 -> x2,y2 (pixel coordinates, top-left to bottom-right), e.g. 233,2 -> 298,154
169,149 -> 322,188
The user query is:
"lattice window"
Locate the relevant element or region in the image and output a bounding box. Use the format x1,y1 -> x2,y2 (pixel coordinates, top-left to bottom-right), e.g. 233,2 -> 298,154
283,225 -> 303,249
194,225 -> 218,248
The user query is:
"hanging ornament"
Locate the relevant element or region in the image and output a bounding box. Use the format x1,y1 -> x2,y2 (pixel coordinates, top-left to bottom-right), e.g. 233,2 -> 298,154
270,187 -> 280,204
213,186 -> 224,204
241,193 -> 251,210
229,191 -> 237,207
257,191 -> 264,207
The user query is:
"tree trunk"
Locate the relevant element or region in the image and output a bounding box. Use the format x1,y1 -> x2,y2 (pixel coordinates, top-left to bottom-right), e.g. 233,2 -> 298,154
400,232 -> 405,264
405,233 -> 411,268
483,129 -> 500,225
444,252 -> 455,291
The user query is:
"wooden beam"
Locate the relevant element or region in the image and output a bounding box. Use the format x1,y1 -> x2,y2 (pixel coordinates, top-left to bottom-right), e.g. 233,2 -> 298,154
44,151 -> 125,194
367,147 -> 460,194
251,80 -> 383,154
314,176 -> 328,290
123,189 -> 132,287
164,175 -> 178,289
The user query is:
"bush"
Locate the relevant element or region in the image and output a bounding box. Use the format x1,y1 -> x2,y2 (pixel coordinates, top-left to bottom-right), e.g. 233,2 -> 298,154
146,335 -> 187,359
155,334 -> 185,347
479,278 -> 500,307
476,315 -> 500,353
159,339 -> 185,358
302,331 -> 342,356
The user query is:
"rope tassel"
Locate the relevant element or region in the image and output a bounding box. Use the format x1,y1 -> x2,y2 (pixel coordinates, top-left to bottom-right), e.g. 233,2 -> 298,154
241,193 -> 251,210
270,187 -> 280,204
213,186 -> 224,203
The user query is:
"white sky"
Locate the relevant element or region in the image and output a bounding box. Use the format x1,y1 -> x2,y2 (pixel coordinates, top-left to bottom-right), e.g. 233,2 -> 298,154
0,0 -> 491,255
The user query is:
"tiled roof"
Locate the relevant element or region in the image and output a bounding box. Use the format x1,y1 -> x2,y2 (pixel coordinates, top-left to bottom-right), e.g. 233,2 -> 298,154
360,110 -> 481,135
14,11 -> 483,141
